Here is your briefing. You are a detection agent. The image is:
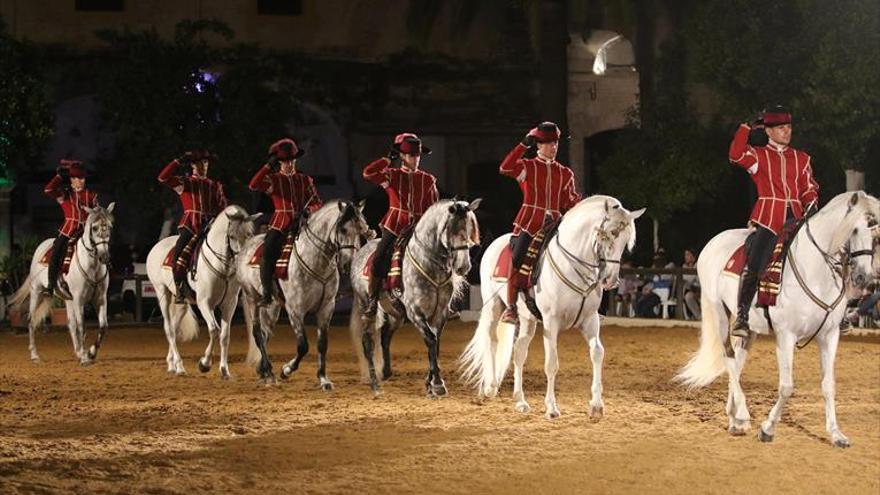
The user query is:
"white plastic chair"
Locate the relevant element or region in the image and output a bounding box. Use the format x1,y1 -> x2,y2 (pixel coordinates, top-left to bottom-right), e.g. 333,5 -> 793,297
653,287 -> 677,319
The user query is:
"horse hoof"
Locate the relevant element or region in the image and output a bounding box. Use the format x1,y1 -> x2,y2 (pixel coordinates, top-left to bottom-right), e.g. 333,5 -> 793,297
515,402 -> 531,414
320,382 -> 334,392
728,426 -> 747,437
79,360 -> 92,367
833,437 -> 851,448
280,366 -> 293,380
432,384 -> 448,397
220,368 -> 231,381
31,356 -> 41,364
381,369 -> 393,381
87,346 -> 97,360
758,428 -> 774,443
175,369 -> 188,377
545,410 -> 561,420
198,359 -> 211,374
589,405 -> 604,421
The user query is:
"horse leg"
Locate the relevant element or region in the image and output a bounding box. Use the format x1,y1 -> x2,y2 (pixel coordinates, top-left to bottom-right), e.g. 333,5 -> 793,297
71,303 -> 90,366
217,294 -> 237,380
380,318 -> 396,380
253,305 -> 275,383
816,328 -> 849,447
759,331 -> 795,442
542,323 -> 562,419
725,333 -> 754,435
157,293 -> 177,373
512,318 -> 537,413
580,314 -> 605,420
28,289 -> 42,363
280,305 -> 309,380
360,314 -> 381,395
167,293 -> 188,375
314,301 -> 335,391
87,295 -> 109,361
196,299 -> 220,374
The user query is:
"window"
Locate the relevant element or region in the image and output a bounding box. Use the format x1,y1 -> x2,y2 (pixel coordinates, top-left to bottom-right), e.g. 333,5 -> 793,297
75,0 -> 124,11
258,0 -> 303,16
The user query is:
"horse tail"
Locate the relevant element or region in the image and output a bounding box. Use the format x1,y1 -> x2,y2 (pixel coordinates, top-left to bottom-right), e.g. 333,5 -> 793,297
676,288 -> 726,388
458,297 -> 508,398
171,302 -> 199,343
244,295 -> 261,367
9,275 -> 32,312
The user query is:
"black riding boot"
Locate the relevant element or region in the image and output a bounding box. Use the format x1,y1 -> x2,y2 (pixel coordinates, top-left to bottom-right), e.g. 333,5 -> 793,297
732,267 -> 759,338
47,235 -> 70,298
171,229 -> 193,304
260,229 -> 283,306
363,229 -> 396,319
500,233 -> 533,324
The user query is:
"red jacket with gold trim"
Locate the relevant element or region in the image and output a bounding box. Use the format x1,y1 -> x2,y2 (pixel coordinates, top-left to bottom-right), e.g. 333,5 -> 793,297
363,158 -> 439,236
249,165 -> 322,232
728,124 -> 819,235
499,143 -> 582,236
158,160 -> 228,234
44,175 -> 98,237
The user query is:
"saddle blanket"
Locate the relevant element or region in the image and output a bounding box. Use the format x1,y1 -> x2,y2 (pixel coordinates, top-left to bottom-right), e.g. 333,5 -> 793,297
247,233 -> 296,281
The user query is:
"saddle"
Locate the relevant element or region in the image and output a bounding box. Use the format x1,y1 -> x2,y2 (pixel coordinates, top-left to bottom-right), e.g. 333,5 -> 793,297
39,240 -> 77,275
361,227 -> 414,292
722,218 -> 802,307
162,234 -> 203,278
248,231 -> 296,281
492,219 -> 561,289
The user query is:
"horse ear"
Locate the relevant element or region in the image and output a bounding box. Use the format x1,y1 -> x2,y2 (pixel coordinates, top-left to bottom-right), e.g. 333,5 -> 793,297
247,213 -> 262,222
357,199 -> 366,212
338,201 -> 345,211
467,198 -> 483,211
107,202 -> 116,213
629,208 -> 646,220
225,210 -> 245,221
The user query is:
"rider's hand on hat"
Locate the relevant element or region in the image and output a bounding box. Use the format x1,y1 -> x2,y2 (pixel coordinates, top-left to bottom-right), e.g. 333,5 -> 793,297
387,148 -> 400,162
521,129 -> 538,148
267,153 -> 280,170
177,152 -> 194,167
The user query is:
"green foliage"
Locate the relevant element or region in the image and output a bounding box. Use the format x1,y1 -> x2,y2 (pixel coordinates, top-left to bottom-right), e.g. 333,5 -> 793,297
686,0 -> 880,172
599,38 -> 726,223
0,235 -> 40,289
0,17 -> 54,183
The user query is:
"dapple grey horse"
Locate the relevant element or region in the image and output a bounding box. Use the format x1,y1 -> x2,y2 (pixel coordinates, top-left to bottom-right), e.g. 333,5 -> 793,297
350,198 -> 481,397
9,203 -> 116,365
239,200 -> 371,387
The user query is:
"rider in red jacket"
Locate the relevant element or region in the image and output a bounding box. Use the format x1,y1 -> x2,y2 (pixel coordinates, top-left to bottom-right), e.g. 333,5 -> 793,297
44,160 -> 98,298
158,149 -> 228,302
362,133 -> 439,317
249,138 -> 323,305
499,122 -> 582,324
728,105 -> 819,336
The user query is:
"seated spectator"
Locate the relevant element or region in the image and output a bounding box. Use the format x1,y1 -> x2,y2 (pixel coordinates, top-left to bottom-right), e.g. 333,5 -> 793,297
651,247 -> 676,289
634,282 -> 661,318
857,284 -> 880,321
682,248 -> 701,319
614,260 -> 640,316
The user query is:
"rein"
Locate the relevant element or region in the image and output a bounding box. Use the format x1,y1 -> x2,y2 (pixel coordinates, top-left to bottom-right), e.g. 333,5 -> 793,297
74,221 -> 110,294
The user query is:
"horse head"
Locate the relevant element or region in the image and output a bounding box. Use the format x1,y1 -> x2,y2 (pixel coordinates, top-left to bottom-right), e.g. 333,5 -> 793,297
832,192 -> 880,286
331,199 -> 371,273
223,206 -> 260,255
442,198 -> 482,277
85,202 -> 115,264
594,199 -> 645,289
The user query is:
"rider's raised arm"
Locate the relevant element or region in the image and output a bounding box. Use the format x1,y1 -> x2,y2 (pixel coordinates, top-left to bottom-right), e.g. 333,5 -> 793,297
729,124 -> 759,174
158,160 -> 184,192
88,191 -> 99,208
248,164 -> 273,194
797,154 -> 819,207
363,157 -> 391,187
215,182 -> 228,211
499,143 -> 527,181
43,173 -> 64,204
429,175 -> 439,205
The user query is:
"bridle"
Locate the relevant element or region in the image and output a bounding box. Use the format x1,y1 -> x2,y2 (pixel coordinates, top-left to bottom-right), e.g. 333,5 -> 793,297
200,216 -> 241,281
295,202 -> 363,285
408,210 -> 472,288
74,215 -> 112,292
550,216 -> 625,292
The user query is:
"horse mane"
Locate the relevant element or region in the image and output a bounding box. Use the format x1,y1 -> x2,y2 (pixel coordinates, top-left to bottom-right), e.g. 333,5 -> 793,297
561,195 -> 637,251
414,199 -> 471,299
822,191 -> 874,253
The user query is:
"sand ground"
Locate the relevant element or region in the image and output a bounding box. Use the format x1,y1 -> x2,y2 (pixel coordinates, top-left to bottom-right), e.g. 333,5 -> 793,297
0,320 -> 878,494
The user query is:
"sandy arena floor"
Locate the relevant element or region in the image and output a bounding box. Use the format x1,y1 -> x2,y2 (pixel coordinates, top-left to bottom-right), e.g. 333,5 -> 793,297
0,319 -> 878,494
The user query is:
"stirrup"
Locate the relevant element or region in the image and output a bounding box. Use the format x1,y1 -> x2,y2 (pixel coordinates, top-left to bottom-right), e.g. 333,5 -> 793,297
730,317 -> 750,338
500,306 -> 518,325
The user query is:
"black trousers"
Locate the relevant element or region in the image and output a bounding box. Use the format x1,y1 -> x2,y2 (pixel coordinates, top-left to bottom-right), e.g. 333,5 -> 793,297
371,228 -> 397,280
744,225 -> 778,276
509,233 -> 534,275
261,228 -> 285,295
47,235 -> 70,288
172,227 -> 194,285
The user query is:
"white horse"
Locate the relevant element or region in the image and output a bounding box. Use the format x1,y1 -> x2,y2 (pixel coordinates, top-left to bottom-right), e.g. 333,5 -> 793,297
146,205 -> 259,377
460,196 -> 644,418
677,191 -> 880,447
239,200 -> 370,387
9,203 -> 116,365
